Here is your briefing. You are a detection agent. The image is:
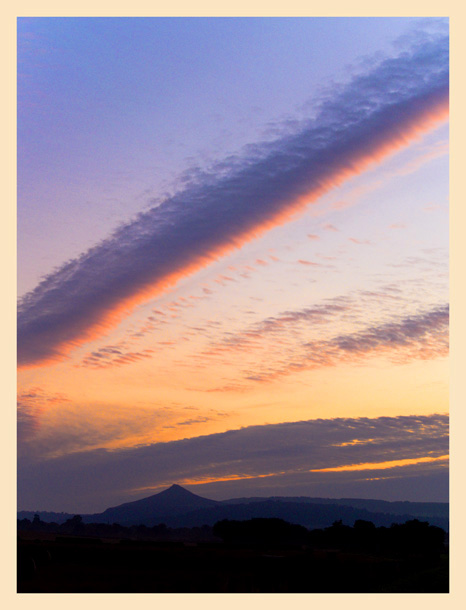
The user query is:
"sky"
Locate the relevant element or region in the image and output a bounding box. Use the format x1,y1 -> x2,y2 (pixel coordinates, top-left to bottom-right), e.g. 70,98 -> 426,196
17,17 -> 449,513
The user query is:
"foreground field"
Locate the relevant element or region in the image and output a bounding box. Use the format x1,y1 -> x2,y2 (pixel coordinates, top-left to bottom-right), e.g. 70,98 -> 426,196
18,534 -> 448,593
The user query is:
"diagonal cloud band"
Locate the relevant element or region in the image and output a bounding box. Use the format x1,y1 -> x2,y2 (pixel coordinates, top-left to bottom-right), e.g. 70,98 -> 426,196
18,35 -> 449,367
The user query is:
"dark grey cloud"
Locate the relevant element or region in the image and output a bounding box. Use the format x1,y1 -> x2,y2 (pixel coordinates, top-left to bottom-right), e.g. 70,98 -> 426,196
18,33 -> 449,366
17,413 -> 448,512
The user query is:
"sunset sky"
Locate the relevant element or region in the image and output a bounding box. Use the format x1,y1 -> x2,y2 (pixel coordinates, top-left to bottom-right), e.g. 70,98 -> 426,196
17,17 -> 449,513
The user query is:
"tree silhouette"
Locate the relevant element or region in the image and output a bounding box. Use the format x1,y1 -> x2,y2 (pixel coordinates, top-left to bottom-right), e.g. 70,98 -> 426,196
63,514 -> 84,534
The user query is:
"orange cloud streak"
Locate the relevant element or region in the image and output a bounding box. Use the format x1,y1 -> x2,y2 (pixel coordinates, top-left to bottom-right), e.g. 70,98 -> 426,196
131,471 -> 287,495
129,455 -> 448,495
308,454 -> 449,473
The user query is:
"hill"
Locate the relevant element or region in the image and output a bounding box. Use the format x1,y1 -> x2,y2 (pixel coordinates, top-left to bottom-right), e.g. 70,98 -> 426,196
85,484 -> 218,525
18,484 -> 449,530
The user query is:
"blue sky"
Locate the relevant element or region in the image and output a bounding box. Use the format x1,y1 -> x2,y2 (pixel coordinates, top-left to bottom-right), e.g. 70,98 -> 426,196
18,17 -> 426,295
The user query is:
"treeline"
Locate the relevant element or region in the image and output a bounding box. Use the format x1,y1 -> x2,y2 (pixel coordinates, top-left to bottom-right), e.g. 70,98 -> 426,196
213,517 -> 447,556
17,514 -> 214,542
18,514 -> 448,556
18,516 -> 449,592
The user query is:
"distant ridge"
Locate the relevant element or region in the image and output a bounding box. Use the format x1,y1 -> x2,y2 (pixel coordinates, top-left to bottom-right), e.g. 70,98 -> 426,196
220,496 -> 449,519
18,485 -> 449,530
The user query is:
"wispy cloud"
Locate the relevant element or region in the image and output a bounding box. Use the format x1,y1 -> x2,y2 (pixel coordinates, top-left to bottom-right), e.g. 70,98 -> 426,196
394,138 -> 448,176
162,410 -> 230,430
348,237 -> 372,245
79,346 -> 155,369
197,298 -> 447,390
17,413 -> 448,511
325,305 -> 448,359
323,223 -> 339,232
330,137 -> 448,212
17,387 -> 70,442
18,34 -> 448,367
297,259 -> 326,267
241,304 -> 448,383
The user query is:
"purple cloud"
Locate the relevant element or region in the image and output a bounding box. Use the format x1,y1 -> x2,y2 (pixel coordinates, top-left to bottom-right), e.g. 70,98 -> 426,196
18,33 -> 449,367
240,304 -> 448,383
17,413 -> 448,511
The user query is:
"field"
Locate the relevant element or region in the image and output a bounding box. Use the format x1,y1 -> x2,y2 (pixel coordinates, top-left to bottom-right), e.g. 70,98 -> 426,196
18,532 -> 448,593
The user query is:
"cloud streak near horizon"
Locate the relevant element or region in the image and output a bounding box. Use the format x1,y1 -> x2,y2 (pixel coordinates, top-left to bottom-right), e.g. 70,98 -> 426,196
18,34 -> 449,367
17,413 -> 449,511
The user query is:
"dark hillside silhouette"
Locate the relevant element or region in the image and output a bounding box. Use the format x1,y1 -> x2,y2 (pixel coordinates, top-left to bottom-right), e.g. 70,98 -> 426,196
18,485 -> 449,530
90,484 -> 218,525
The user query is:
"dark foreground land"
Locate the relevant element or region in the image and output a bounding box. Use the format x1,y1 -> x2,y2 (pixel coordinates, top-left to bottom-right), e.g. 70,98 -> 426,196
18,518 -> 449,593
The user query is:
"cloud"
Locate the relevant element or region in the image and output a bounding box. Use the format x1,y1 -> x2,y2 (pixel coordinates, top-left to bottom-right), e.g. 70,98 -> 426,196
394,138 -> 448,176
327,305 -> 448,357
239,301 -> 350,339
195,279 -> 447,382
162,411 -> 230,430
197,299 -> 448,390
241,304 -> 448,383
348,238 -> 371,245
423,203 -> 443,212
323,223 -> 339,232
17,413 -> 448,511
297,259 -> 325,267
17,387 -> 71,442
18,33 -> 449,367
18,401 -> 188,460
79,346 -> 155,369
330,136 -> 448,212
